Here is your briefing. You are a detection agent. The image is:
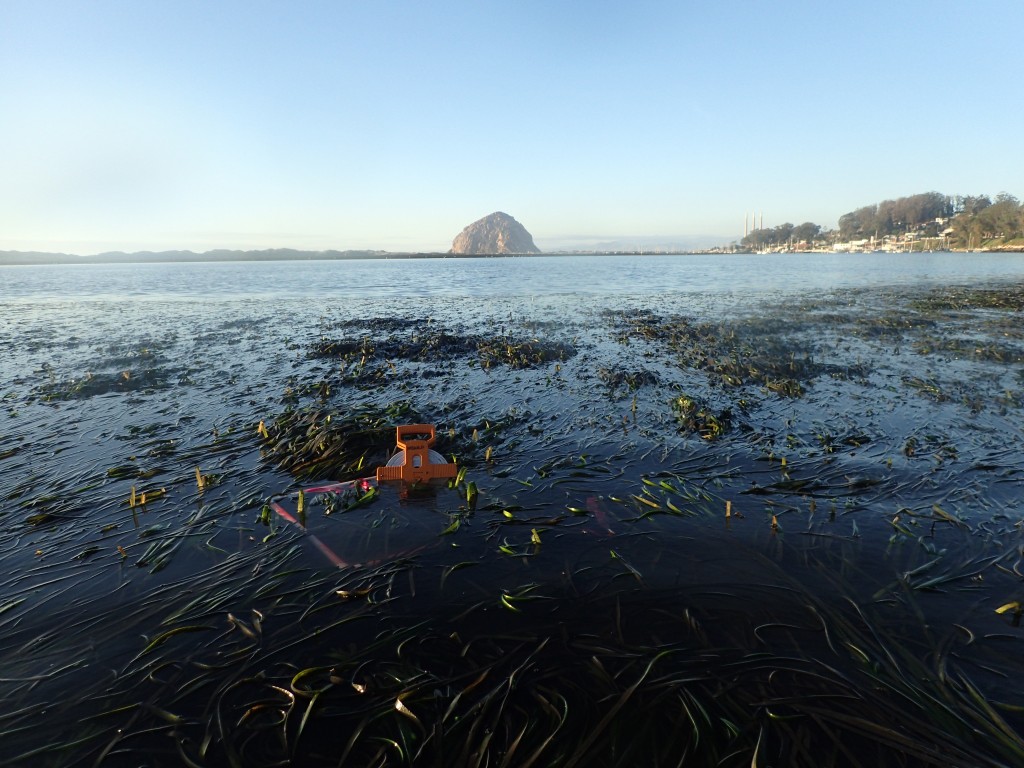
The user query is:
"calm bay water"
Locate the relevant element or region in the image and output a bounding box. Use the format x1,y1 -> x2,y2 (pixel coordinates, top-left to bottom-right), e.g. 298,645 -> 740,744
4,251 -> 1024,303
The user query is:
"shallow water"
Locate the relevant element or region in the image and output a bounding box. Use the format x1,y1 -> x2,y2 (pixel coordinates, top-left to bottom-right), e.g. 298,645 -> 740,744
6,251 -> 1024,302
2,255 -> 1024,765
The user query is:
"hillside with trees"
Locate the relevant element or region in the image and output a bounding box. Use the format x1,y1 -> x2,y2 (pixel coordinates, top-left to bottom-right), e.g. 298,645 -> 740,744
741,222 -> 824,251
837,192 -> 951,241
947,193 -> 1024,249
739,191 -> 1024,252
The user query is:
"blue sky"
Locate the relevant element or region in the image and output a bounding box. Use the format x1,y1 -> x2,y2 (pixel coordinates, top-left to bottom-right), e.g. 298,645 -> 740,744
2,1 -> 1022,254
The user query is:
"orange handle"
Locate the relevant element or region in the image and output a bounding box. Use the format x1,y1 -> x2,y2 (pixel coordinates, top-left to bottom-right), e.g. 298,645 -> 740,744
376,424 -> 458,483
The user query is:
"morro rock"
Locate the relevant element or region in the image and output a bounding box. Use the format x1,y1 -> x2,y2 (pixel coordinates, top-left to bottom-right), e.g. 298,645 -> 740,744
450,212 -> 540,255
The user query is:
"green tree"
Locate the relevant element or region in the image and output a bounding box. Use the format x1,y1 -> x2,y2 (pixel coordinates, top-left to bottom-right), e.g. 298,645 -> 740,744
839,206 -> 876,240
838,212 -> 859,240
957,195 -> 992,215
875,199 -> 897,236
792,222 -> 822,244
773,222 -> 795,245
977,195 -> 1023,239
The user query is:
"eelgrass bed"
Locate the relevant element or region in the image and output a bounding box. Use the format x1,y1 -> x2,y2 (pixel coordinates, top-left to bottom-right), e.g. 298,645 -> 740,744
2,282 -> 1023,766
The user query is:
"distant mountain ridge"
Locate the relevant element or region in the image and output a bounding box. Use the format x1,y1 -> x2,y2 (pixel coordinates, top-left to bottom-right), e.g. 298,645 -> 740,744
450,212 -> 540,254
0,248 -> 391,265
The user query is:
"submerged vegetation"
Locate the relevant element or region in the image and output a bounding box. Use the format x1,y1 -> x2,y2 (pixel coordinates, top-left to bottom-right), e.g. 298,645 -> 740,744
311,321 -> 576,371
260,402 -> 423,481
1,280 -> 1023,765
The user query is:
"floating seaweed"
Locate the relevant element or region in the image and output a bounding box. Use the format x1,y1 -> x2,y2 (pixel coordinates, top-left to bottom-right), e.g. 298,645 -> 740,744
672,393 -> 732,440
311,325 -> 576,370
259,402 -> 426,481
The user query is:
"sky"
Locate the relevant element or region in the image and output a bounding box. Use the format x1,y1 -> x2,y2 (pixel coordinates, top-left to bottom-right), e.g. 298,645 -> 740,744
2,1 -> 1023,255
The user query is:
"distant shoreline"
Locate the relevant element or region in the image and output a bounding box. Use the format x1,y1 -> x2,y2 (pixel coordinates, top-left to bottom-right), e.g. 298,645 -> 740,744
2,247 -> 1019,267
0,249 -> 711,265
